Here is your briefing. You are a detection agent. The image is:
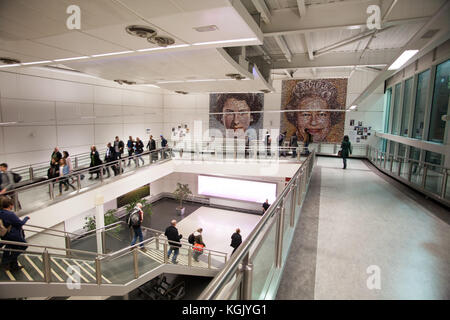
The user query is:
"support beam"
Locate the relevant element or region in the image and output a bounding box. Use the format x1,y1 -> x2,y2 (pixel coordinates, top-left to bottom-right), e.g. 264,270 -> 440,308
251,0 -> 271,24
272,49 -> 396,69
297,0 -> 306,18
284,69 -> 294,78
262,0 -> 433,37
314,29 -> 380,57
304,32 -> 314,60
274,35 -> 292,62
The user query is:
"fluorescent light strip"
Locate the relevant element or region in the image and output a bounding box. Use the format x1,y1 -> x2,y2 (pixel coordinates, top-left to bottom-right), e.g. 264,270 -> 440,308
54,56 -> 89,62
137,44 -> 190,52
91,51 -> 134,58
0,122 -> 18,125
22,60 -> 52,65
185,79 -> 215,82
139,84 -> 160,88
349,105 -> 357,110
388,50 -> 419,70
157,80 -> 185,84
193,38 -> 258,46
0,64 -> 21,68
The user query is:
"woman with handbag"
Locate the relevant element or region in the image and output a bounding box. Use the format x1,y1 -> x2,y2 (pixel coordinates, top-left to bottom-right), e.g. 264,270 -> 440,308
340,135 -> 352,169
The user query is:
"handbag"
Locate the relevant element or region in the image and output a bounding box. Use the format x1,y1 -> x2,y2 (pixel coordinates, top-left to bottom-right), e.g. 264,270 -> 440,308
338,150 -> 342,157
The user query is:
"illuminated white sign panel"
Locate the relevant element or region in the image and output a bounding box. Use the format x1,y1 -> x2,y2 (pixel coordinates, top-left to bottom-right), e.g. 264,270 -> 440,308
198,175 -> 277,204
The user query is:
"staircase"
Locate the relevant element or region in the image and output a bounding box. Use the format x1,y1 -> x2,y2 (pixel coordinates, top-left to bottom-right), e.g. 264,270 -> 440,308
0,232 -> 226,299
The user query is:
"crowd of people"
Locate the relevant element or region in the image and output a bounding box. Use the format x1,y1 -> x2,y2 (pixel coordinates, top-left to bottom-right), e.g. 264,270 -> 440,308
126,202 -> 243,265
45,134 -> 169,195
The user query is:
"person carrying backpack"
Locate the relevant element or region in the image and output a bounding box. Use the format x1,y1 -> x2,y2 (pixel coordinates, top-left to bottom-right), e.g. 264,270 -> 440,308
192,228 -> 205,262
0,163 -> 22,210
128,203 -> 146,251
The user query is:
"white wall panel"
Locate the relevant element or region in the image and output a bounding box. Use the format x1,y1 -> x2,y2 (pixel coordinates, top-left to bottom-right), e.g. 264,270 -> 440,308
4,126 -> 57,153
94,104 -> 123,124
0,71 -> 18,98
94,124 -> 123,146
52,79 -> 94,103
57,125 -> 95,148
1,98 -> 56,125
56,102 -> 95,125
94,86 -> 122,105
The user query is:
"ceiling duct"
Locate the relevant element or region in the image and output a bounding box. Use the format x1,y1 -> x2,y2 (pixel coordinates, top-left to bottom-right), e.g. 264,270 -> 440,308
125,25 -> 157,39
225,73 -> 246,80
114,79 -> 136,85
0,57 -> 20,65
148,36 -> 175,47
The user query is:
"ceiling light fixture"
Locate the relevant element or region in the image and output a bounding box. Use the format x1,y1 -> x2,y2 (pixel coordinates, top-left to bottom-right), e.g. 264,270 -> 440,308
193,38 -> 258,46
156,80 -> 185,84
0,122 -> 18,125
22,60 -> 53,65
91,51 -> 134,58
194,25 -> 219,33
349,105 -> 357,110
139,84 -> 160,88
54,56 -> 89,62
137,44 -> 190,52
388,50 -> 419,70
0,64 -> 21,68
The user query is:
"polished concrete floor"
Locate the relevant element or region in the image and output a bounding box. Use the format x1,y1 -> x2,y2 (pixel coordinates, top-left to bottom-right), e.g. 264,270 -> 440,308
277,157 -> 450,300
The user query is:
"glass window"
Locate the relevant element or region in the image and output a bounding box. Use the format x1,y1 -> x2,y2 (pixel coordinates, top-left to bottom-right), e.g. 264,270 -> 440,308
389,141 -> 396,156
398,143 -> 406,158
400,78 -> 413,136
391,83 -> 402,135
428,60 -> 450,143
409,146 -> 421,161
425,151 -> 443,166
384,88 -> 392,134
412,70 -> 431,139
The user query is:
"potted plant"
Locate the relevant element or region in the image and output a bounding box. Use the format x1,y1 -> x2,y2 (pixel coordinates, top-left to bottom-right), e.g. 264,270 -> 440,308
174,183 -> 192,215
83,209 -> 122,236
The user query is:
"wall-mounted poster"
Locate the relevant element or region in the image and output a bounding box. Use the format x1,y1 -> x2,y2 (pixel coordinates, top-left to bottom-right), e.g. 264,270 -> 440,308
280,79 -> 347,143
209,93 -> 264,139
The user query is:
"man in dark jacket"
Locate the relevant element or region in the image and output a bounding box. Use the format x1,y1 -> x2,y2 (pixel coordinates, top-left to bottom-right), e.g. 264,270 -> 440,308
135,137 -> 145,166
89,145 -> 102,180
164,220 -> 182,264
104,143 -> 116,177
126,136 -> 135,166
51,147 -> 62,165
230,228 -> 242,255
262,199 -> 270,213
0,197 -> 29,271
147,135 -> 157,163
113,136 -> 124,160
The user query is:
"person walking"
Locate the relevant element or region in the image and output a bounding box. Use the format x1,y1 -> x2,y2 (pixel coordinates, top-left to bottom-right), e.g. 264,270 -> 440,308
290,133 -> 298,158
340,135 -> 352,169
262,199 -> 270,213
147,135 -> 157,163
304,128 -> 312,155
192,228 -> 206,262
265,131 -> 271,156
89,146 -> 102,180
58,158 -> 75,195
104,143 -> 116,177
160,135 -> 169,158
135,137 -> 145,166
113,136 -> 124,161
128,203 -> 146,251
0,198 -> 29,271
51,147 -> 62,165
0,163 -> 21,209
230,228 -> 242,255
126,136 -> 135,166
165,220 -> 182,264
278,131 -> 286,157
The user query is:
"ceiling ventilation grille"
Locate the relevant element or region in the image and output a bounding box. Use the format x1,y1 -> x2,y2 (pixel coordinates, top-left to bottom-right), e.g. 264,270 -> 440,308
0,57 -> 20,65
421,29 -> 440,39
125,25 -> 157,39
148,36 -> 175,47
225,73 -> 246,80
114,79 -> 136,85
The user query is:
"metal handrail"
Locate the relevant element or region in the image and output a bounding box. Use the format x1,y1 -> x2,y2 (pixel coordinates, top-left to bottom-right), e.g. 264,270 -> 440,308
141,226 -> 228,257
0,239 -> 105,257
7,148 -> 170,194
198,150 -> 315,299
24,224 -> 80,237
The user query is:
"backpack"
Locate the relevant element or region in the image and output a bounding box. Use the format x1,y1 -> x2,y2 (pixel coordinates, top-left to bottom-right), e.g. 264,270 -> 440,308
0,219 -> 11,238
127,208 -> 141,227
188,233 -> 195,245
12,172 -> 22,183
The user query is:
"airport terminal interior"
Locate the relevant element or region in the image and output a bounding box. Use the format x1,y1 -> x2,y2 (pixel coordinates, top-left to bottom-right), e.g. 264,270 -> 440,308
0,0 -> 448,300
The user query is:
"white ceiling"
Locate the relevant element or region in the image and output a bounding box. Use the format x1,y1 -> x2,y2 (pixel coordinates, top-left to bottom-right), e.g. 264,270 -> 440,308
0,0 -> 448,94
